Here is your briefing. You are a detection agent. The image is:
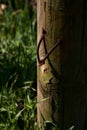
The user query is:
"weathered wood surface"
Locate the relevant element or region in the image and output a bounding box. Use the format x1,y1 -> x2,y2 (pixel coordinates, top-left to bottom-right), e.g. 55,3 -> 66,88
37,0 -> 87,130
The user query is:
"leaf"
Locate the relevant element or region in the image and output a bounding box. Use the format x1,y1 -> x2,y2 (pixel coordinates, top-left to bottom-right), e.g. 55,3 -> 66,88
15,108 -> 24,120
0,108 -> 7,112
0,123 -> 6,127
68,125 -> 75,130
23,81 -> 34,85
37,97 -> 50,103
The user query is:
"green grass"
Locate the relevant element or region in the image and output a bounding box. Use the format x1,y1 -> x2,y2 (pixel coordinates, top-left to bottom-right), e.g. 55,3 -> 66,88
0,74 -> 37,130
0,1 -> 37,129
0,0 -> 36,88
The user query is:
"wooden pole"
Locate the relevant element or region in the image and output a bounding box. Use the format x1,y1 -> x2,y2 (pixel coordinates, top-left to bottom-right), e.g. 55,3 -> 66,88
37,0 -> 87,130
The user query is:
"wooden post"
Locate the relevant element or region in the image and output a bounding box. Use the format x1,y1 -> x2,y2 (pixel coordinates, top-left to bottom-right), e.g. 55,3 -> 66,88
37,0 -> 64,129
37,0 -> 87,130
